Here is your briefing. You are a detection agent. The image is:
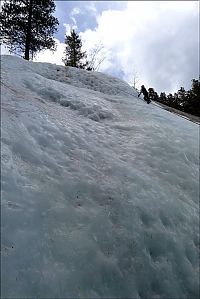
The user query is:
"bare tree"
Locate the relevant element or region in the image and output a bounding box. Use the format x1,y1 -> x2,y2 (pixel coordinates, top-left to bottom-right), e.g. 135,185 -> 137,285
131,68 -> 140,91
87,42 -> 106,71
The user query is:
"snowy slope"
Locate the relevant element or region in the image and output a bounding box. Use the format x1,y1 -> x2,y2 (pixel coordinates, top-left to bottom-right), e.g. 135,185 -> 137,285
1,55 -> 199,298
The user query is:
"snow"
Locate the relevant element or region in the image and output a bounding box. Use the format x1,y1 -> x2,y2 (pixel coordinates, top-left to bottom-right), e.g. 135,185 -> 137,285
1,55 -> 199,298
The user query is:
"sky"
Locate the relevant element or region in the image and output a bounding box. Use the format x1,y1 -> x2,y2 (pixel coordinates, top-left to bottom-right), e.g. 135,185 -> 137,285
1,1 -> 199,93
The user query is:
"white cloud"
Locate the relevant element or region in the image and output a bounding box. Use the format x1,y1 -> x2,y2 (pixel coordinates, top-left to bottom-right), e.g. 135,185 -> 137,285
63,23 -> 77,36
34,39 -> 65,66
71,7 -> 81,16
1,43 -> 12,56
85,1 -> 97,15
80,1 -> 199,93
0,0 -> 5,11
1,39 -> 65,66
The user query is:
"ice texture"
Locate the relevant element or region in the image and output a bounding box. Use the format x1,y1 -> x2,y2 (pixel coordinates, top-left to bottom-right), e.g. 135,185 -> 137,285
1,55 -> 199,298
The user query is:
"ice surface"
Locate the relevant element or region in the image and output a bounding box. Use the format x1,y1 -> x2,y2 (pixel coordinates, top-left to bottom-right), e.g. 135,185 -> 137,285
1,55 -> 199,298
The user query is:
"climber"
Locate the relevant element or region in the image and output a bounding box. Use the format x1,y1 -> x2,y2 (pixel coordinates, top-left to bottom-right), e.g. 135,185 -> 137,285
138,85 -> 151,104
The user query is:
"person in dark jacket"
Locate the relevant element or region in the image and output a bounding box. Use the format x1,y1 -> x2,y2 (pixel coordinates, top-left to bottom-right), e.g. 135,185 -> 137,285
138,85 -> 151,104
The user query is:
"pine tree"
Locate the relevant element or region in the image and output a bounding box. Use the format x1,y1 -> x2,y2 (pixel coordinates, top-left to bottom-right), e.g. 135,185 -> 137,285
176,87 -> 185,108
167,93 -> 175,104
0,0 -> 59,60
159,92 -> 167,104
183,79 -> 200,116
148,88 -> 159,101
62,29 -> 88,69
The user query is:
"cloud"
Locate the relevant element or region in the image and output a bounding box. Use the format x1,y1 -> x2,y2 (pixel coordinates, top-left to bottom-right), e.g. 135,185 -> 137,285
71,7 -> 81,16
34,39 -> 65,66
69,7 -> 80,27
63,23 -> 77,36
84,1 -> 97,15
0,0 -> 5,10
0,43 -> 12,55
79,1 -> 199,93
0,39 -> 66,67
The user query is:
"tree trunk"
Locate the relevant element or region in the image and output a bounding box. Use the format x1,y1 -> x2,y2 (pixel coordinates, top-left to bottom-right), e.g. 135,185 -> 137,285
24,0 -> 33,60
73,46 -> 76,67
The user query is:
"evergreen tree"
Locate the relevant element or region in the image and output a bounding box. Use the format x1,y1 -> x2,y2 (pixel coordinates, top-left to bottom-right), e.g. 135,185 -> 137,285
146,79 -> 200,117
159,92 -> 167,104
183,79 -> 200,116
62,29 -> 88,69
176,87 -> 187,110
177,87 -> 186,98
167,93 -> 175,106
148,88 -> 159,101
0,0 -> 59,60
